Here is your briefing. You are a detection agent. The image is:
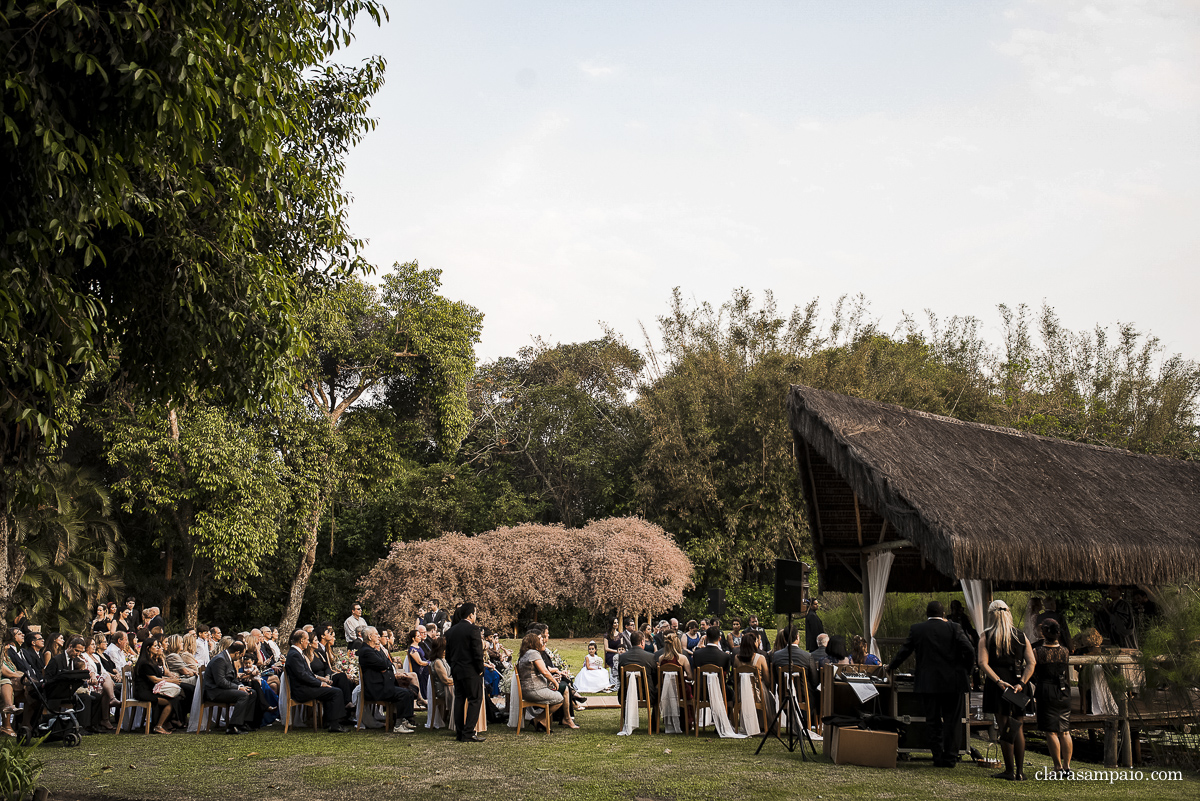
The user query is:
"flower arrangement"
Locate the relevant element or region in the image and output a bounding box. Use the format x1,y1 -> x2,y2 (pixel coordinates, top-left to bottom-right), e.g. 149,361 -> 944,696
329,647 -> 360,682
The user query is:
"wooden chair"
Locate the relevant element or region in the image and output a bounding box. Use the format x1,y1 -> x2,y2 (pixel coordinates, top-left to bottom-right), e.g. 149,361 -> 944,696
282,671 -> 321,733
693,664 -> 727,736
195,666 -> 237,732
116,667 -> 152,734
513,670 -> 556,734
657,662 -> 690,733
733,664 -> 768,733
775,666 -> 816,734
618,664 -> 657,734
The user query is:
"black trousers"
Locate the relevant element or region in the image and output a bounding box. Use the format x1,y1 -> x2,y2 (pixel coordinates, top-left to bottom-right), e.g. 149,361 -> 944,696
451,668 -> 483,739
920,691 -> 965,765
294,686 -> 344,730
372,685 -> 417,722
206,688 -> 255,728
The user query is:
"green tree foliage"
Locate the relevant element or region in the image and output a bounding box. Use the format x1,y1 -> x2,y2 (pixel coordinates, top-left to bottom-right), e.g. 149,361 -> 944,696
635,289 -> 1200,592
10,462 -> 121,632
468,337 -> 645,526
277,264 -> 483,633
0,0 -> 385,619
103,399 -> 286,627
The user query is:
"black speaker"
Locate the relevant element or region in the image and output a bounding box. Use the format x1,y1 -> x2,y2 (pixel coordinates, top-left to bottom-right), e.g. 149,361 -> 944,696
773,558 -> 811,615
707,588 -> 726,617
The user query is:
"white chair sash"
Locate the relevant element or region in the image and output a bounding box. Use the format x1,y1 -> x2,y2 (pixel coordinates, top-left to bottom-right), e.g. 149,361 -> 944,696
704,672 -> 747,739
616,672 -> 640,736
507,673 -> 520,728
737,673 -> 761,736
186,674 -> 205,732
660,672 -> 682,734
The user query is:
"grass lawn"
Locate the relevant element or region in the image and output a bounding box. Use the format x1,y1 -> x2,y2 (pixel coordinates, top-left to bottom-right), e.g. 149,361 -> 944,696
36,639 -> 1199,801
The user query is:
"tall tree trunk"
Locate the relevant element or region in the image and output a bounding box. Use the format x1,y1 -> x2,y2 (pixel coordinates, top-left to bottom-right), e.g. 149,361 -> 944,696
279,498 -> 324,635
0,511 -> 11,624
184,567 -> 202,630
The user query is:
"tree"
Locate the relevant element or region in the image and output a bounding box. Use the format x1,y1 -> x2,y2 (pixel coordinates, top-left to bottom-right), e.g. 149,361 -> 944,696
1,0 -> 385,622
276,264 -> 482,634
357,517 -> 693,632
10,462 -> 121,632
467,337 -> 645,526
102,398 -> 287,628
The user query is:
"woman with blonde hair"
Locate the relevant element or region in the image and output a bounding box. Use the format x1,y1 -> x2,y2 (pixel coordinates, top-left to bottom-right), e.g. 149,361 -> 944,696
979,599 -> 1036,781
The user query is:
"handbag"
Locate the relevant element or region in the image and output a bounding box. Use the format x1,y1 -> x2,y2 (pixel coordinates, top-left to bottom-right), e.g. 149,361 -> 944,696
153,680 -> 182,697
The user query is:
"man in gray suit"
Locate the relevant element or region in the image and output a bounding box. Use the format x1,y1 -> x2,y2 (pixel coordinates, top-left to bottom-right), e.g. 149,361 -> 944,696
203,642 -> 256,735
616,631 -> 658,703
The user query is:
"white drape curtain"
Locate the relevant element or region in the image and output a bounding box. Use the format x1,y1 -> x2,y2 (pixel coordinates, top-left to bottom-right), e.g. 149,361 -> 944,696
699,673 -> 747,739
736,673 -> 762,736
866,550 -> 895,656
960,579 -> 987,635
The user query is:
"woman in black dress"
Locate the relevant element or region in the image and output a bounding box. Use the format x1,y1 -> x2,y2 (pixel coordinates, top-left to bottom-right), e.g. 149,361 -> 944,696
1033,619 -> 1073,777
979,599 -> 1035,781
133,637 -> 185,733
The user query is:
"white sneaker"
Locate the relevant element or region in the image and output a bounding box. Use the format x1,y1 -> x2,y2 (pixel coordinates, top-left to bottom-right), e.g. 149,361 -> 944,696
393,722 -> 415,734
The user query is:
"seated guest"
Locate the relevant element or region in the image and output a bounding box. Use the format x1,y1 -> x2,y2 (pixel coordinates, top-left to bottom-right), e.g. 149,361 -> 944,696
429,638 -> 452,706
83,635 -> 118,727
406,628 -> 430,703
285,629 -> 348,733
639,623 -> 657,654
683,620 -> 701,654
1,629 -> 28,736
826,635 -> 850,666
163,634 -> 198,709
195,624 -> 213,666
533,624 -> 585,717
311,624 -> 356,717
357,627 -> 418,734
46,637 -> 100,729
133,636 -> 185,734
850,634 -> 882,666
733,631 -> 771,694
616,631 -> 659,705
104,631 -> 132,677
203,641 -> 257,735
726,618 -> 744,651
21,631 -> 44,686
238,647 -> 278,727
746,616 -> 770,654
517,632 -> 567,729
770,625 -> 817,699
810,633 -> 830,667
693,626 -> 734,675
574,640 -> 613,693
42,632 -> 65,669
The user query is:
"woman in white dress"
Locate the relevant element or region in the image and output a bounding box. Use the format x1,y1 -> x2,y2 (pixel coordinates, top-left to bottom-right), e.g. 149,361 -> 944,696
572,641 -> 610,693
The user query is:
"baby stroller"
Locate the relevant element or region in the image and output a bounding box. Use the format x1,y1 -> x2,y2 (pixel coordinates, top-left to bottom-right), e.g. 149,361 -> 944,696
20,673 -> 87,747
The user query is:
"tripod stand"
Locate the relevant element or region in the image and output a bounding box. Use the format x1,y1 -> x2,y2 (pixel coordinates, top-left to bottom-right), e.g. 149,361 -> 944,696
754,612 -> 818,758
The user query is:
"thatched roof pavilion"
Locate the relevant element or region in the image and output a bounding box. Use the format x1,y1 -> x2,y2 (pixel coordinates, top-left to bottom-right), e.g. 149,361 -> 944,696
787,384 -> 1200,594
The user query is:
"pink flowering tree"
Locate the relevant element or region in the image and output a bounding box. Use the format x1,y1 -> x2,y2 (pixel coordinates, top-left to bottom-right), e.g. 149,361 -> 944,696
358,517 -> 693,631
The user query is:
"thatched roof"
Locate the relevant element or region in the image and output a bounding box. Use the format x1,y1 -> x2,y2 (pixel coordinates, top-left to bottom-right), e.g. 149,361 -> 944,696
788,385 -> 1200,592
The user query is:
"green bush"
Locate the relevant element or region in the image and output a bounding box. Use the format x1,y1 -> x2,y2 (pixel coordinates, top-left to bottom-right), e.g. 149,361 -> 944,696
1136,585 -> 1200,769
0,736 -> 43,801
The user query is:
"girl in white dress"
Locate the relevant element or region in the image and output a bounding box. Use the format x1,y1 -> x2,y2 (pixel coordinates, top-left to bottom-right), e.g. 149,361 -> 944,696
572,641 -> 610,693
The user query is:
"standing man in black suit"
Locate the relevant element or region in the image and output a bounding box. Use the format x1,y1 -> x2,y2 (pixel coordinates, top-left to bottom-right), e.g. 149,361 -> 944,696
887,601 -> 976,767
804,600 -> 825,652
203,642 -> 257,735
285,630 -> 348,733
445,602 -> 486,742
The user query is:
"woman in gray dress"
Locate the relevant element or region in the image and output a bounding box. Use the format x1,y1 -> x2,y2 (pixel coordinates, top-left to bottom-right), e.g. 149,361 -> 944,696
517,632 -> 565,729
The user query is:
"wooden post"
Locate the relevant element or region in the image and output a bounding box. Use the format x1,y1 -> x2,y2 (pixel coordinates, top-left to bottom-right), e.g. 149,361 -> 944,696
1118,690 -> 1133,768
1104,720 -> 1118,768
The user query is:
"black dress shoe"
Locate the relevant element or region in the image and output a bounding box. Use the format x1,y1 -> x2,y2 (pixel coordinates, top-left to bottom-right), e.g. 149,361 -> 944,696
463,733 -> 486,742
328,725 -> 349,733
226,727 -> 243,735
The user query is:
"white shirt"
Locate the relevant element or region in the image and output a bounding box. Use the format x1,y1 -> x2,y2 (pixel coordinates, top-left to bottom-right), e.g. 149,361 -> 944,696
264,640 -> 281,661
195,637 -> 211,666
104,643 -> 127,672
343,614 -> 365,644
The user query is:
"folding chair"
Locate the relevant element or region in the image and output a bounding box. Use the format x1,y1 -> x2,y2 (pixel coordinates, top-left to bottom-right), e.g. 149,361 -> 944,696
514,671 -> 556,734
657,662 -> 690,733
693,664 -> 727,736
733,664 -> 768,733
282,671 -> 321,733
116,667 -> 152,734
776,666 -> 817,734
618,664 -> 657,734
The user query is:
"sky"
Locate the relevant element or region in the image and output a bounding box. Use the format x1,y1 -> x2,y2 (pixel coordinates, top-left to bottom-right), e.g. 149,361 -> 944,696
333,0 -> 1200,365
